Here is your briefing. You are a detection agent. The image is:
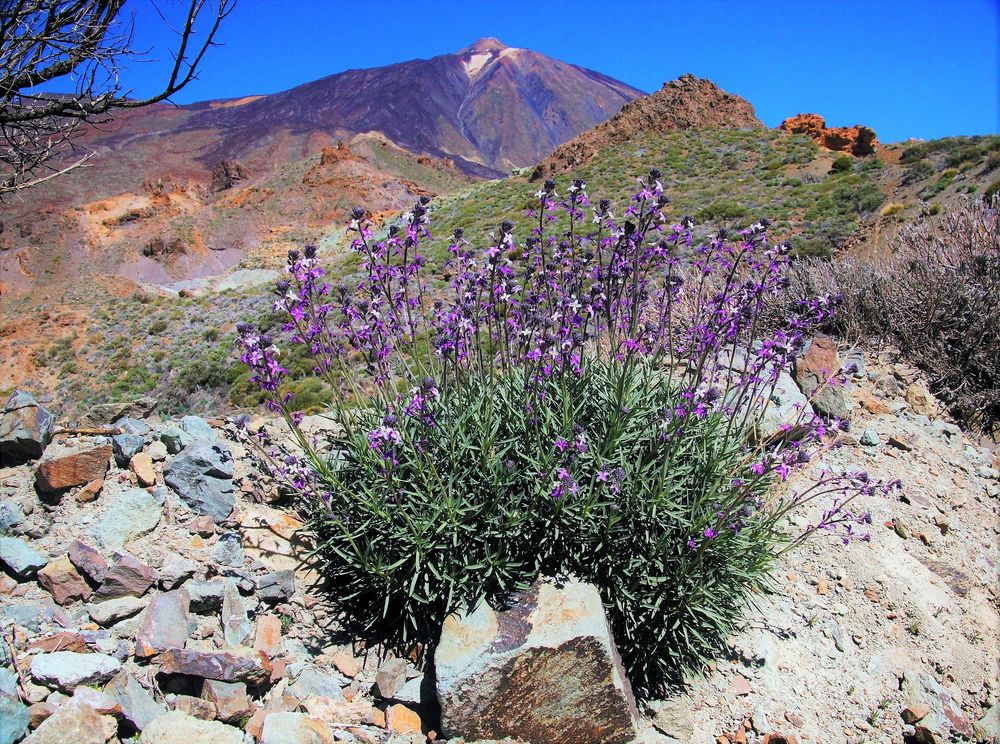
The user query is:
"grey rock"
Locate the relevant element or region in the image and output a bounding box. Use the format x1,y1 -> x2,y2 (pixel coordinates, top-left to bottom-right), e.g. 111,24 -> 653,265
842,348 -> 866,378
184,579 -> 227,613
87,596 -> 147,626
160,554 -> 198,589
1,603 -> 49,632
392,674 -> 429,706
220,580 -> 250,647
860,429 -> 881,447
136,588 -> 191,657
288,665 -> 346,702
373,657 -> 409,699
90,488 -> 162,552
435,576 -> 639,744
211,533 -> 244,568
831,621 -> 846,652
260,712 -> 334,744
751,706 -> 768,733
164,442 -> 235,522
648,697 -> 694,743
0,668 -> 17,697
0,693 -> 29,744
0,500 -> 25,534
974,704 -> 999,741
179,416 -> 217,441
81,397 -> 157,427
976,465 -> 999,480
105,671 -> 167,731
147,440 -> 168,462
0,390 -> 55,466
256,570 -> 295,602
0,535 -> 48,579
114,417 -> 151,436
159,426 -> 193,455
30,651 -> 122,691
758,370 -> 815,441
139,710 -> 244,743
112,434 -> 146,468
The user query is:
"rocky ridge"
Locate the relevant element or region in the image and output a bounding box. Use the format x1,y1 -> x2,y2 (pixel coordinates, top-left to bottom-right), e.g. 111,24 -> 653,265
0,340 -> 998,744
531,74 -> 764,178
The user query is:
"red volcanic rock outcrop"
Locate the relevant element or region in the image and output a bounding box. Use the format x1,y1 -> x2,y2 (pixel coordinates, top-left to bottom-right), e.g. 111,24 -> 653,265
210,160 -> 249,192
533,74 -> 764,177
779,114 -> 879,157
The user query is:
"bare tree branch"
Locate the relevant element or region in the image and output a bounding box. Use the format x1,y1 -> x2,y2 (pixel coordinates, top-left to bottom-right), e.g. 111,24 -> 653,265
0,0 -> 237,198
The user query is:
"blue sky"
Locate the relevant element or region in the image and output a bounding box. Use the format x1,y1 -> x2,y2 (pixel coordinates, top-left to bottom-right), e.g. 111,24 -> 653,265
115,0 -> 997,143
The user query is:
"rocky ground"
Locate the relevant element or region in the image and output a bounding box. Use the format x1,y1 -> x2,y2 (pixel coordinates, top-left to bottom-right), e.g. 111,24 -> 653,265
0,346 -> 997,744
650,354 -> 1000,744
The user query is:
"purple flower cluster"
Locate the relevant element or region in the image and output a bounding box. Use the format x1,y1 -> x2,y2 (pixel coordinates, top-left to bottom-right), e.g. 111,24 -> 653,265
237,175 -> 900,550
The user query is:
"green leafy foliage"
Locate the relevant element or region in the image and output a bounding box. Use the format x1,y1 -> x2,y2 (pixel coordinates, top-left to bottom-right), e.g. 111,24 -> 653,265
305,361 -> 782,695
830,155 -> 854,174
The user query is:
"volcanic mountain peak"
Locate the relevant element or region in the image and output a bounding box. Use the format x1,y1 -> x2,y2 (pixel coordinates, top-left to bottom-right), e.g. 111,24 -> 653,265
460,37 -> 519,78
462,37 -> 510,54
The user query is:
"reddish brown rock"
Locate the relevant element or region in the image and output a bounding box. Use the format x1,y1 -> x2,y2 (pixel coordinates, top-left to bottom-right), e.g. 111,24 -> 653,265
135,588 -> 191,658
27,701 -> 56,728
188,515 -> 216,537
202,680 -> 253,724
386,703 -> 423,734
253,613 -> 282,658
173,695 -> 217,720
72,687 -> 123,716
36,557 -> 91,604
157,647 -> 271,685
24,699 -> 117,742
210,160 -> 249,192
130,452 -> 156,487
67,541 -> 109,584
902,704 -> 931,724
779,113 -> 879,157
29,631 -> 86,653
435,577 -> 638,744
795,335 -> 853,420
729,676 -> 753,696
92,552 -> 156,600
35,445 -> 112,493
76,479 -> 104,503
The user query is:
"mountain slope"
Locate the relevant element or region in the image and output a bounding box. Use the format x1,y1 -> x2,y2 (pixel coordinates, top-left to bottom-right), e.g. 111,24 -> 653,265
188,38 -> 643,176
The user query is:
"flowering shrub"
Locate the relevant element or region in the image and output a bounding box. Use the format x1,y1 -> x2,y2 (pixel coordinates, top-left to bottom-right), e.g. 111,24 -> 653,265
781,196 -> 1000,435
237,174 -> 898,695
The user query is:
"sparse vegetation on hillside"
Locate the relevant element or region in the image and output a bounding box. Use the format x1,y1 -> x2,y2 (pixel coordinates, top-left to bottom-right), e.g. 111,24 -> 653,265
423,129 -> 879,262
782,198 -> 1000,435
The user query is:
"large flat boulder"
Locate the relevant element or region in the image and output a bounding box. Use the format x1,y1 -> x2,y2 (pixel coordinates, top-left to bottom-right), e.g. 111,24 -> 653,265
35,445 -> 112,493
435,577 -> 639,744
164,442 -> 235,522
